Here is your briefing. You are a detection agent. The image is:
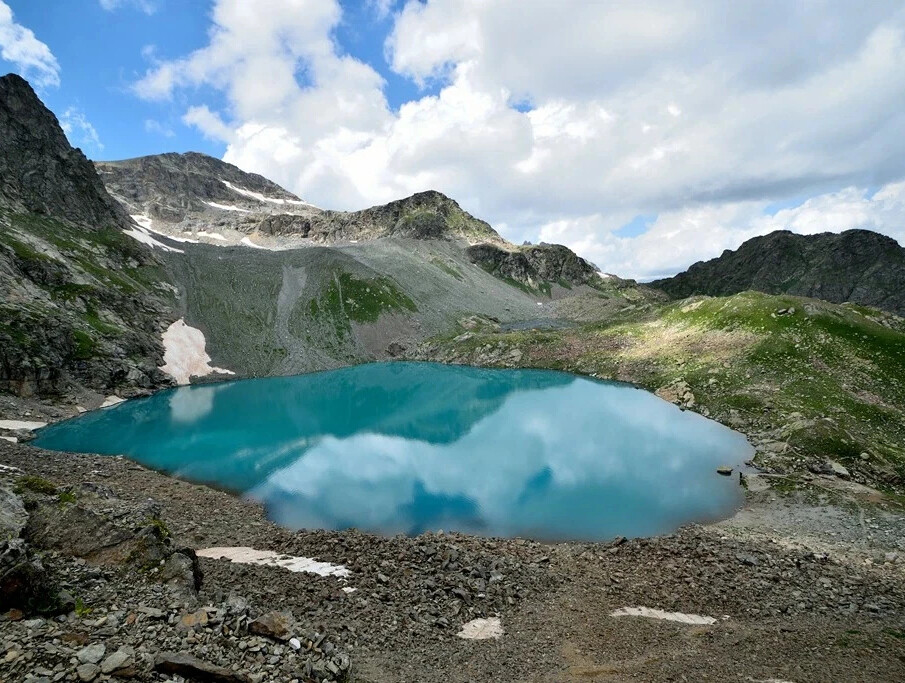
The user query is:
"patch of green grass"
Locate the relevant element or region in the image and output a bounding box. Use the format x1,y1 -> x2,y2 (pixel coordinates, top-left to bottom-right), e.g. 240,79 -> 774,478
58,490 -> 77,506
330,271 -> 417,324
74,598 -> 92,618
71,329 -> 97,360
14,475 -> 58,495
146,516 -> 171,540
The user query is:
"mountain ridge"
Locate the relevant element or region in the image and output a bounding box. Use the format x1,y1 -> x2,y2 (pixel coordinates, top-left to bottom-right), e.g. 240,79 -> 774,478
652,228 -> 905,315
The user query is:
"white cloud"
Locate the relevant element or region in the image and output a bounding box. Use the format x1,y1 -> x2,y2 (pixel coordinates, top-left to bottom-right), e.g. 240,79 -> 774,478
131,0 -> 905,279
144,118 -> 174,138
0,1 -> 60,87
99,0 -> 158,14
182,106 -> 232,142
60,107 -> 104,153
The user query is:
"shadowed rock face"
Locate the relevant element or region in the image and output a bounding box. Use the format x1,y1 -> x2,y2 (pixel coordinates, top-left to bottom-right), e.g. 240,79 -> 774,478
651,229 -> 905,316
0,74 -> 130,229
465,242 -> 600,290
0,73 -> 174,398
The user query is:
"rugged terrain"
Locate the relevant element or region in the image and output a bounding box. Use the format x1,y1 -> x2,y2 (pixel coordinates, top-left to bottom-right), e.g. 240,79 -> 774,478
652,229 -> 905,316
2,72 -> 905,681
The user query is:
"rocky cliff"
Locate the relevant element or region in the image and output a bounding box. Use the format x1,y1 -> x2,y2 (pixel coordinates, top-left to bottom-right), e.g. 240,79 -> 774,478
652,229 -> 905,315
465,242 -> 603,295
0,73 -> 174,399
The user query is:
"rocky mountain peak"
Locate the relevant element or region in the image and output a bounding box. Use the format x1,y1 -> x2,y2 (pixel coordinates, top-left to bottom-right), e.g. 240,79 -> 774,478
0,73 -> 129,229
652,228 -> 905,315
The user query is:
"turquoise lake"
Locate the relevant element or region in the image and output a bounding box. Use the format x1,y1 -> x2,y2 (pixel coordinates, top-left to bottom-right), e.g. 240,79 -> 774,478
33,362 -> 753,541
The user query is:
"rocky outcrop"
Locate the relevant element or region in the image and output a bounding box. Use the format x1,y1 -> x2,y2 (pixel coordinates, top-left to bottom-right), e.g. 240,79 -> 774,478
466,242 -> 600,291
0,74 -> 175,398
0,74 -> 131,229
652,229 -> 905,315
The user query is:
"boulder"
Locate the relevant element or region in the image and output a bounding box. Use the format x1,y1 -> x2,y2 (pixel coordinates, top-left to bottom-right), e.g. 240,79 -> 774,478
248,610 -> 294,641
0,539 -> 52,612
0,485 -> 27,540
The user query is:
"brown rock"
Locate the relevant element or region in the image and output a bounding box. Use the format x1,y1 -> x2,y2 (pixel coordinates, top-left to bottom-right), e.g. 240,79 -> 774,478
248,610 -> 293,641
153,651 -> 249,682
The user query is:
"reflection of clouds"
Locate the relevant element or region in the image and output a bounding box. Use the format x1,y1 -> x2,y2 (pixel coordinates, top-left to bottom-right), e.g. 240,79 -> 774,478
253,380 -> 753,540
168,384 -> 226,423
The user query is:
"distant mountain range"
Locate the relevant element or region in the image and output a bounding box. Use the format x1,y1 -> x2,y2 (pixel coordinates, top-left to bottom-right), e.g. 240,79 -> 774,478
653,229 -> 905,315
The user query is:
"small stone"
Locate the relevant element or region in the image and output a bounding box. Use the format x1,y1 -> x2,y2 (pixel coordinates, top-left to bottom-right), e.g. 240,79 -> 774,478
288,637 -> 301,650
179,609 -> 208,630
77,643 -> 106,664
101,647 -> 134,674
76,663 -> 100,682
716,466 -> 733,476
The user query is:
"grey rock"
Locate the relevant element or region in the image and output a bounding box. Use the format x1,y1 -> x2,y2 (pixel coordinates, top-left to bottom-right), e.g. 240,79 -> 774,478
76,642 -> 106,664
76,663 -> 100,682
100,647 -> 134,674
0,538 -> 51,612
0,485 -> 27,540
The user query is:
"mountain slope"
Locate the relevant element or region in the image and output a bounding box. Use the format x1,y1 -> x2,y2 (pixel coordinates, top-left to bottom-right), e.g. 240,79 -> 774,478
652,229 -> 905,315
0,74 -> 175,399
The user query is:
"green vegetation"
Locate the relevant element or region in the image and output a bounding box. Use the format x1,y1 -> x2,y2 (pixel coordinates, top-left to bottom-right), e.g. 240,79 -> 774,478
146,516 -> 171,540
14,475 -> 58,495
74,597 -> 93,618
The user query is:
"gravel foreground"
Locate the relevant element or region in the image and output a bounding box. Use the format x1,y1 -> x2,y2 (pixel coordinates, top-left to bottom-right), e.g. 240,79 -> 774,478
1,440 -> 904,683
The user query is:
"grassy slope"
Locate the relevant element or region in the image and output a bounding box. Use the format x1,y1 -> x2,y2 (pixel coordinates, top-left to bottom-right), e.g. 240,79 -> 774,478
415,290 -> 905,489
0,210 -> 174,392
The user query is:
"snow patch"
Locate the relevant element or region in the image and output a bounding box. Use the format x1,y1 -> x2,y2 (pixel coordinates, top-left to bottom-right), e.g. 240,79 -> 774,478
0,420 -> 47,431
221,179 -> 312,207
159,319 -> 234,385
610,607 -> 717,625
125,217 -> 185,253
0,436 -> 17,443
197,547 -> 350,578
101,396 -> 125,408
240,236 -> 270,250
204,201 -> 250,213
0,463 -> 22,472
457,617 -> 503,640
197,231 -> 227,241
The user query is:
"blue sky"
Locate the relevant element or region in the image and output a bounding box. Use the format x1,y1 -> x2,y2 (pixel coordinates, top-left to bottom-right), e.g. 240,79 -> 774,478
1,0 -> 904,279
3,0 -> 428,161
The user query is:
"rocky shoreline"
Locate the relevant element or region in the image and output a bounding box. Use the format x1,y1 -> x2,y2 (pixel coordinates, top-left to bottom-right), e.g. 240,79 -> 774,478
2,437 -> 904,682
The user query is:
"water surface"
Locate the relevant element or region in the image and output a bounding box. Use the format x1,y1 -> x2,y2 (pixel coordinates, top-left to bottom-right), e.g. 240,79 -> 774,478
34,362 -> 752,541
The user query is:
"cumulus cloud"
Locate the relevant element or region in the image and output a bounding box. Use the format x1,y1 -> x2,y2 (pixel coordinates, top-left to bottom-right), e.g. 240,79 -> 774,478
0,0 -> 60,87
131,0 -> 905,279
99,0 -> 158,14
60,107 -> 104,153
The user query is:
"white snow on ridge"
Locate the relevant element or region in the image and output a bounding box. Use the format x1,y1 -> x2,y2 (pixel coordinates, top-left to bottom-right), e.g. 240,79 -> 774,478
240,236 -> 272,250
131,215 -> 199,244
197,547 -> 351,578
159,319 -> 235,385
197,231 -> 227,241
221,179 -> 312,207
204,200 -> 251,213
126,216 -> 185,253
610,607 -> 717,625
